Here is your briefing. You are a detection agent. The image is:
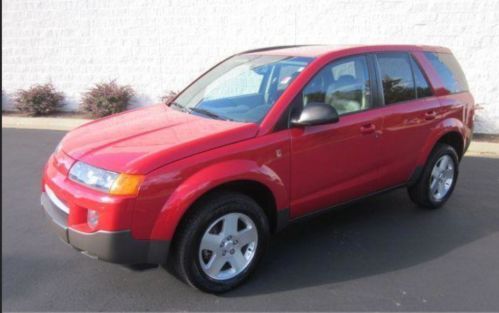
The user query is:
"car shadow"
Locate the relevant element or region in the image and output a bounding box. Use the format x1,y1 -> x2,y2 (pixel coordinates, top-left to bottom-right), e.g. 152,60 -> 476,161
223,156 -> 499,296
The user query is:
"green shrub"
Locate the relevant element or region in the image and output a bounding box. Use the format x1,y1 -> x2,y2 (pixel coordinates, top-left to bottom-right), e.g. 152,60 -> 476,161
81,81 -> 135,117
14,84 -> 64,116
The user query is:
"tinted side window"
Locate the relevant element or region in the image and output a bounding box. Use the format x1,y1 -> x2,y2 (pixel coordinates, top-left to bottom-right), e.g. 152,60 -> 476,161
302,55 -> 372,115
410,57 -> 433,98
424,52 -> 469,93
376,53 -> 416,104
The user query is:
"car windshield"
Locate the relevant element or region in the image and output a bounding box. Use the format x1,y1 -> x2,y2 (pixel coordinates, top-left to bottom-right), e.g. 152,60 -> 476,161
171,54 -> 313,123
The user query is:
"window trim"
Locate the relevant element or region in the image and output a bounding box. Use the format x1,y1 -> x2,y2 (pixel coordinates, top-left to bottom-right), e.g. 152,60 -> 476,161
367,53 -> 384,108
274,51 -> 440,132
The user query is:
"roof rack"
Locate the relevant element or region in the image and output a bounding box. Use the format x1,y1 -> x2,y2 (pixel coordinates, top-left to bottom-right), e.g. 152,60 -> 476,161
238,45 -> 317,54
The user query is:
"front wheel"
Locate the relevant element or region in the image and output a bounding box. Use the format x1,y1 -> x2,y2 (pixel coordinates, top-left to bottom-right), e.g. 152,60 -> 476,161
167,192 -> 269,293
408,143 -> 459,209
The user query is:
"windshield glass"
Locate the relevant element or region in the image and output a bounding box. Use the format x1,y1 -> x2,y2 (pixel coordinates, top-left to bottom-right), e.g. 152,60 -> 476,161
171,55 -> 313,123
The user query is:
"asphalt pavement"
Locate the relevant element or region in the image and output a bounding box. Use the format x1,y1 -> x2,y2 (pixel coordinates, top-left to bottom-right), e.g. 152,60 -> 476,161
2,128 -> 499,312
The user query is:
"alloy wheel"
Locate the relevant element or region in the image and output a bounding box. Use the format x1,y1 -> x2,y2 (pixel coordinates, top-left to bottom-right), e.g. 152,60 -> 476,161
429,154 -> 455,201
198,213 -> 258,281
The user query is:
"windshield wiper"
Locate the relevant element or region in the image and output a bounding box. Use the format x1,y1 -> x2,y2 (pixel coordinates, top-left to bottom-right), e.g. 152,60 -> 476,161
190,107 -> 233,121
169,102 -> 190,113
170,102 -> 233,121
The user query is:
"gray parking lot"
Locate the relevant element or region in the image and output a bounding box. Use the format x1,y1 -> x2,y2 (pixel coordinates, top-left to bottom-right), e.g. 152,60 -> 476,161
2,128 -> 499,312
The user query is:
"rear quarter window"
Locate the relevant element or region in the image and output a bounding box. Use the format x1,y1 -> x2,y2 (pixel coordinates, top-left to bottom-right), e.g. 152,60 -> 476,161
424,52 -> 469,93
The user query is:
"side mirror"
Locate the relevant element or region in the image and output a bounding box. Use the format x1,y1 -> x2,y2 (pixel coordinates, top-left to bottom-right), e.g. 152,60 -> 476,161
291,102 -> 339,127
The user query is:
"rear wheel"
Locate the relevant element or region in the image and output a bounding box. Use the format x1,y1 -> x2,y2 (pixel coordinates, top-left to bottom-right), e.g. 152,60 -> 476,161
408,143 -> 459,209
167,192 -> 269,293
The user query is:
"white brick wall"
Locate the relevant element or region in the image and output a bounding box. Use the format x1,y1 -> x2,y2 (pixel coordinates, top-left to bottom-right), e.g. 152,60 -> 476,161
2,0 -> 498,133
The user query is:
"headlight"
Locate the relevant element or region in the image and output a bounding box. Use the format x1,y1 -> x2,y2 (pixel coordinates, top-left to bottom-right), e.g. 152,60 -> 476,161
69,161 -> 119,191
69,161 -> 144,196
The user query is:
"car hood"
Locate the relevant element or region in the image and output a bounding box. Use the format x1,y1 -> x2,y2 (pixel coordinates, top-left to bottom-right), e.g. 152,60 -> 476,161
61,104 -> 259,174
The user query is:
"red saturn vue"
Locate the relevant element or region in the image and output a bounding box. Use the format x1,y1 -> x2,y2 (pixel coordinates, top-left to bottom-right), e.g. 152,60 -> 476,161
41,44 -> 474,293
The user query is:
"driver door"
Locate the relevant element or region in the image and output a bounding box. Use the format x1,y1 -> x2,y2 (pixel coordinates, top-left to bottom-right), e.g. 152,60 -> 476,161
289,55 -> 384,218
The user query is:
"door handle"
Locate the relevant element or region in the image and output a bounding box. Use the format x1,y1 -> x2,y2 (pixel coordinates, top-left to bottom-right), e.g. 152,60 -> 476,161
360,123 -> 376,134
424,110 -> 437,120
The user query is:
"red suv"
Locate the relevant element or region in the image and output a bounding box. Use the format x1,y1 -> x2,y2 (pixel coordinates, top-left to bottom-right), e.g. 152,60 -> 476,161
41,45 -> 474,293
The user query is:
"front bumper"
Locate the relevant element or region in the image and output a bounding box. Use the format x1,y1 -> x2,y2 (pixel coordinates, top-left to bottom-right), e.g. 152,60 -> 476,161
41,192 -> 169,265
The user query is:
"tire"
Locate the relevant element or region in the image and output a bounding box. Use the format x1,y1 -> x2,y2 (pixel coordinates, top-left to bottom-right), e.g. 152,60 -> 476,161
166,191 -> 270,293
408,143 -> 459,209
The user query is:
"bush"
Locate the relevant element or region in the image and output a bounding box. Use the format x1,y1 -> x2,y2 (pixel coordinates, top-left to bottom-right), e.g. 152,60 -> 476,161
81,81 -> 135,117
161,90 -> 178,105
14,84 -> 64,116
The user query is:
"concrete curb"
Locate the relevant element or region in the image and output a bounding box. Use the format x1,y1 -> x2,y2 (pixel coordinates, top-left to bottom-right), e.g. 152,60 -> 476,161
2,115 -> 498,157
2,116 -> 92,131
466,141 -> 499,158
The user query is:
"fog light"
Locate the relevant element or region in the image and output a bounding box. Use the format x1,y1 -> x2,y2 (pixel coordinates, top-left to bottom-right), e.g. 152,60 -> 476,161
87,210 -> 99,229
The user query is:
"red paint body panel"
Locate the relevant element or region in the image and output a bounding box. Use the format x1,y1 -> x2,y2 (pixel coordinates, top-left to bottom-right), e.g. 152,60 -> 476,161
42,44 -> 475,244
62,104 -> 259,174
133,130 -> 291,240
289,109 -> 384,218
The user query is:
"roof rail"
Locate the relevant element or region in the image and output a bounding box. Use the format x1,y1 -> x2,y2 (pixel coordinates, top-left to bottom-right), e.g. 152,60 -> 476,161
238,45 -> 316,54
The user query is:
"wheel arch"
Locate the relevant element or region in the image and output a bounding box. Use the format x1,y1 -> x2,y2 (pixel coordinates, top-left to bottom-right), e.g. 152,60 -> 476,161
416,118 -> 466,165
150,160 -> 289,242
175,180 -> 279,237
410,118 -> 465,186
436,131 -> 465,160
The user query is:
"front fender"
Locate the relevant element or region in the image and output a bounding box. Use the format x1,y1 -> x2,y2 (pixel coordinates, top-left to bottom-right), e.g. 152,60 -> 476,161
150,159 -> 288,240
416,117 -> 465,166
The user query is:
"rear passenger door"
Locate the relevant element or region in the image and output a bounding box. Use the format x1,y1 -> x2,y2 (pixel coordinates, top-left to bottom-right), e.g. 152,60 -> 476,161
374,52 -> 442,188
